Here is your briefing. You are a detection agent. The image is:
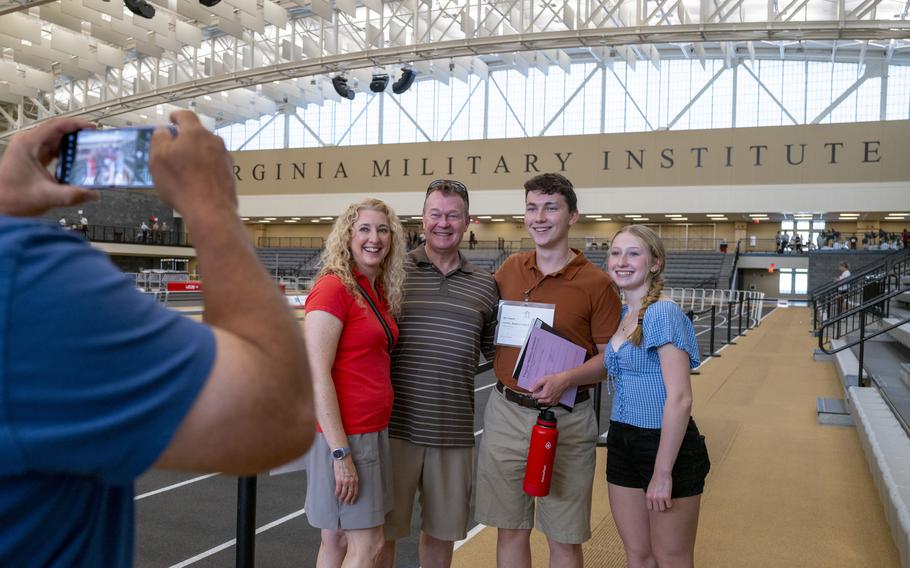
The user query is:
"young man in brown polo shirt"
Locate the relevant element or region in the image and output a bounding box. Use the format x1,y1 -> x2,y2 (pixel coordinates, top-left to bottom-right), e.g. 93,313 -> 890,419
474,173 -> 621,567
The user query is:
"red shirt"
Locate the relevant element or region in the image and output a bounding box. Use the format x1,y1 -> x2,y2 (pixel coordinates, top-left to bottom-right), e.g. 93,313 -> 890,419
305,272 -> 398,434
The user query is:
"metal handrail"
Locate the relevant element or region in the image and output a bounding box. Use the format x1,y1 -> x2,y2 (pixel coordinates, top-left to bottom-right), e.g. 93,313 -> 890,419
728,240 -> 741,290
810,247 -> 909,300
811,248 -> 910,332
817,284 -> 910,387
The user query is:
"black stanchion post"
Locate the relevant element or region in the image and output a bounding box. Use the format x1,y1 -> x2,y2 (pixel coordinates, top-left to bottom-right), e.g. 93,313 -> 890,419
858,308 -> 867,388
686,310 -> 701,375
727,301 -> 735,345
593,382 -> 606,447
746,295 -> 753,329
236,476 -> 257,568
709,305 -> 718,357
737,298 -> 744,336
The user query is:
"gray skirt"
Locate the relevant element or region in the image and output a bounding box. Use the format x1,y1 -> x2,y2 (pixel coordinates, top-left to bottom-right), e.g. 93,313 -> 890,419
304,429 -> 393,531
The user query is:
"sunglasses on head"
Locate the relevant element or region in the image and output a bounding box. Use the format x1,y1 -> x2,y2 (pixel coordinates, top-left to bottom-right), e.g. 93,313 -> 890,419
426,179 -> 469,206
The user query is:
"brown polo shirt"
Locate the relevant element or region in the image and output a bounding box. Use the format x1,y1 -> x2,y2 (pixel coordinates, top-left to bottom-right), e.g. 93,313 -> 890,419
493,250 -> 621,391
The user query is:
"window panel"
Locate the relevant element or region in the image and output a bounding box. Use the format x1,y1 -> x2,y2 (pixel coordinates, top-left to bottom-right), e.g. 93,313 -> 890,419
779,269 -> 793,294
213,59 -> 910,150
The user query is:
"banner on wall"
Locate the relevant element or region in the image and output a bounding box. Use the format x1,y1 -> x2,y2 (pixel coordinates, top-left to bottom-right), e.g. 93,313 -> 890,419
230,121 -> 910,196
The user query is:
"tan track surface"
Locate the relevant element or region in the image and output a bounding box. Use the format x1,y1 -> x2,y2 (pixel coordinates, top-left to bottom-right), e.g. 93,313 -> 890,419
453,307 -> 899,567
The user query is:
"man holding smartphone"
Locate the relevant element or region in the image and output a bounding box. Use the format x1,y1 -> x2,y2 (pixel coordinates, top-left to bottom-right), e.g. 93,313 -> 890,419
0,112 -> 315,565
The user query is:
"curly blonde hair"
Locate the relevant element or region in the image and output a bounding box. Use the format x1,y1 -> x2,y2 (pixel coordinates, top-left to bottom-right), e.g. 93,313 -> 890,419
612,224 -> 666,347
317,198 -> 406,315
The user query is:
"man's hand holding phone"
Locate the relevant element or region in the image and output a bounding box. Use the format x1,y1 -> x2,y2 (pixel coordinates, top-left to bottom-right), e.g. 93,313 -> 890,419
0,118 -> 100,217
149,111 -> 238,221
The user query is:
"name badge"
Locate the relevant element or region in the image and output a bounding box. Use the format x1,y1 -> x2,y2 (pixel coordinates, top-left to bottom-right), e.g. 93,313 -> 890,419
495,300 -> 556,347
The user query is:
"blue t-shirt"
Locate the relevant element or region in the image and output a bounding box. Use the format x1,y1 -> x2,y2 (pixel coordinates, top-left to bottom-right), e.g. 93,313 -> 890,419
0,217 -> 216,566
604,300 -> 700,429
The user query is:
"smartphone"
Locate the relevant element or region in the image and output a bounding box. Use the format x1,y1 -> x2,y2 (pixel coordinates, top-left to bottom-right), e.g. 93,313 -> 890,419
56,126 -> 158,189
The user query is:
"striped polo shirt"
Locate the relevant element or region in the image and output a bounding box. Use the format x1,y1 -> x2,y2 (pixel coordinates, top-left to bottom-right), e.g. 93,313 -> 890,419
388,247 -> 499,447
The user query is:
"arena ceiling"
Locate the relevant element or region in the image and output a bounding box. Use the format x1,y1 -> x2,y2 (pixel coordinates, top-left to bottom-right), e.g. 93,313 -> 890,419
2,0 -> 910,143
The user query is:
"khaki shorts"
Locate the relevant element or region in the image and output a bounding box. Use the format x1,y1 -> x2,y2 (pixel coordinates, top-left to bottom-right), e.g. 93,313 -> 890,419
474,388 -> 598,544
384,438 -> 473,541
305,429 -> 393,531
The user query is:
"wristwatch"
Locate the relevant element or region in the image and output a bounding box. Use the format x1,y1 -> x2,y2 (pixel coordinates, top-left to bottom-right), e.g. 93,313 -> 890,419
331,447 -> 351,461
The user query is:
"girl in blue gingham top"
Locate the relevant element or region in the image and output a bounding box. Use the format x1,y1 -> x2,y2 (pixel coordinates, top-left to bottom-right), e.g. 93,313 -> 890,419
603,225 -> 710,568
605,300 -> 700,428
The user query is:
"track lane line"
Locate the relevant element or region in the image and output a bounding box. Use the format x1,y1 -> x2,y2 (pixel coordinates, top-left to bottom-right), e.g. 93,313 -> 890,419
169,508 -> 307,567
135,474 -> 219,501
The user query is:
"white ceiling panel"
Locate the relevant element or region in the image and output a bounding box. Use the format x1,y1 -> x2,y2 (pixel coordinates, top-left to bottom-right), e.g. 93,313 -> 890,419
335,0 -> 357,18
175,20 -> 202,47
0,84 -> 21,105
227,0 -> 259,18
153,31 -> 182,53
8,80 -> 38,99
309,0 -> 333,22
205,1 -> 240,21
88,24 -> 131,47
132,10 -> 172,36
76,56 -> 106,75
262,0 -> 287,28
361,0 -> 381,13
173,1 -> 215,24
23,69 -> 54,91
214,16 -> 245,40
239,10 -> 265,35
39,4 -> 85,35
51,29 -> 92,59
132,34 -> 165,58
81,0 -> 123,20
0,13 -> 42,43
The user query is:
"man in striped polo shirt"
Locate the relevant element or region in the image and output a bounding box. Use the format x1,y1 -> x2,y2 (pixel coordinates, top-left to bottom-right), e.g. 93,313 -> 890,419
379,179 -> 499,568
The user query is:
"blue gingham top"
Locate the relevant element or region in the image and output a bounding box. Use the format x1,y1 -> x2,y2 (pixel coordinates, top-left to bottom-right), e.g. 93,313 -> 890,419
604,300 -> 700,429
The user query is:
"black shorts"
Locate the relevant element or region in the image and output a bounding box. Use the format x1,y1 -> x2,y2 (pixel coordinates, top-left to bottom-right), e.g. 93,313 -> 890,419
606,418 -> 710,499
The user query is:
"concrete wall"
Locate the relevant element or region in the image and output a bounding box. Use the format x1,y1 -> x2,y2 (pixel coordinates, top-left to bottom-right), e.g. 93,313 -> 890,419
741,268 -> 783,298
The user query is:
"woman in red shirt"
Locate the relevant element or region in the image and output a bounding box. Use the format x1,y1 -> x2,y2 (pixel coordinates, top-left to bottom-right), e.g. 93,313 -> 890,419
303,198 -> 406,567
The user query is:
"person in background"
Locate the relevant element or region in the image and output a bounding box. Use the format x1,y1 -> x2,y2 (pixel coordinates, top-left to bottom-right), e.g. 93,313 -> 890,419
78,210 -> 88,238
604,224 -> 710,568
0,111 -> 315,566
379,180 -> 498,568
835,262 -> 851,315
303,198 -> 406,568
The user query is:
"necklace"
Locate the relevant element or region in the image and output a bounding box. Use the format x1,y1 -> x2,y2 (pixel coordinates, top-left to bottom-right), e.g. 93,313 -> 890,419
619,312 -> 638,335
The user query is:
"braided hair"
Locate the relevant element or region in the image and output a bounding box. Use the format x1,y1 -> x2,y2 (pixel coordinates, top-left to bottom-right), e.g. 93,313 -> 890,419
612,225 -> 666,347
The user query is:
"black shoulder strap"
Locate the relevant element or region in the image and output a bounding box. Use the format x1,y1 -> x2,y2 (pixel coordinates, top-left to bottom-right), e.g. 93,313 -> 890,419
355,281 -> 394,354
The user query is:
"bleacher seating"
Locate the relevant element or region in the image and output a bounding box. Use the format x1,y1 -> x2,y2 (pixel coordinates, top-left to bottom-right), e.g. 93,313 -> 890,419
582,249 -> 608,270
662,251 -> 726,288
460,248 -> 508,273
255,247 -> 322,277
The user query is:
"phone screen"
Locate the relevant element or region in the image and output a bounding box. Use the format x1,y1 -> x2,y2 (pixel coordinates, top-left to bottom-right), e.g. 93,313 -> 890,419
56,127 -> 155,189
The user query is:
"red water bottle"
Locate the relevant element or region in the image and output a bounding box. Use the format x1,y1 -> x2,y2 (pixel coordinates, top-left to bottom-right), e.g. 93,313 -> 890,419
523,408 -> 558,497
